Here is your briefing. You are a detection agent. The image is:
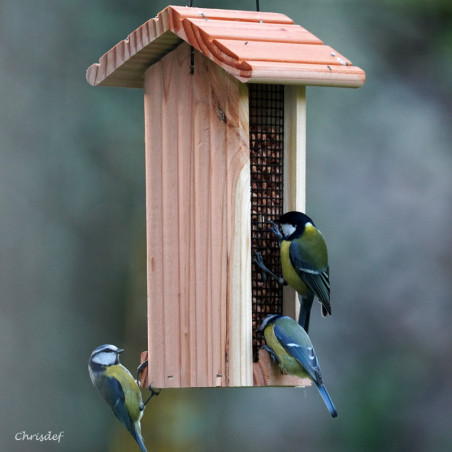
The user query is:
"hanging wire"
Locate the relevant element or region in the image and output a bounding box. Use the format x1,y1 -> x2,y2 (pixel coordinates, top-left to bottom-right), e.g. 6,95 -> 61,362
256,0 -> 260,11
189,1 -> 194,73
190,47 -> 195,74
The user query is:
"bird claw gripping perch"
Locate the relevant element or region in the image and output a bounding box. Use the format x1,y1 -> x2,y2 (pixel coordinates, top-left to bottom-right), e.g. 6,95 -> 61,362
136,360 -> 149,385
269,220 -> 283,240
253,251 -> 285,285
141,386 -> 161,410
261,345 -> 281,365
253,251 -> 268,282
136,360 -> 161,409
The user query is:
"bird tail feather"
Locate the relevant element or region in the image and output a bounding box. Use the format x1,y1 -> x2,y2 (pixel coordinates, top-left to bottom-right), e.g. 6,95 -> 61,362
297,293 -> 314,332
316,383 -> 338,418
132,422 -> 147,452
134,432 -> 147,452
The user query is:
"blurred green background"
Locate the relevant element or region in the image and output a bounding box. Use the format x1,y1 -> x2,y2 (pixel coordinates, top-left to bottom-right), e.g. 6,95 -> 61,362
1,0 -> 452,451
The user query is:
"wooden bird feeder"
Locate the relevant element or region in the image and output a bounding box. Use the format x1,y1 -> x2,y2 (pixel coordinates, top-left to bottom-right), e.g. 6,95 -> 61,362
87,5 -> 365,389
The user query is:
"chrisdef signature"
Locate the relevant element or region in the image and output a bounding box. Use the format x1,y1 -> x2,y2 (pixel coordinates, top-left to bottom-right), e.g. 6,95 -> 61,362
15,431 -> 64,443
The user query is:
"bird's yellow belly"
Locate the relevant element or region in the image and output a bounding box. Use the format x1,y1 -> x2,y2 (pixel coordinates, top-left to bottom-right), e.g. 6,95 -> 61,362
280,241 -> 309,294
283,357 -> 309,379
105,365 -> 143,422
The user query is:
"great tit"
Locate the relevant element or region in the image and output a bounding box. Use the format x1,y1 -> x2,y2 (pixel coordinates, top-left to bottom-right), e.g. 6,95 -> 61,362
255,211 -> 330,332
260,314 -> 337,417
88,344 -> 152,452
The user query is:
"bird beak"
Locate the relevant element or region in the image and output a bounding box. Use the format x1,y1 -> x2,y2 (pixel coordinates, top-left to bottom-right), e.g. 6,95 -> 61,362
117,348 -> 124,354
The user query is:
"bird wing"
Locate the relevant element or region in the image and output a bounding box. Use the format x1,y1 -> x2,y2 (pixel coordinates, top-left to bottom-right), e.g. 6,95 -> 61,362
289,240 -> 331,313
96,373 -> 136,437
273,320 -> 322,385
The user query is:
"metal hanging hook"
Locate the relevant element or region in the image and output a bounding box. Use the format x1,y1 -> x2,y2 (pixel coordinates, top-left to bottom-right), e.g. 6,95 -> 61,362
189,1 -> 194,73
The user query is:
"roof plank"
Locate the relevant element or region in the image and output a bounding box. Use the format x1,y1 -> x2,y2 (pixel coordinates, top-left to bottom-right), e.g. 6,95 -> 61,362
184,19 -> 323,44
214,40 -> 352,66
243,61 -> 365,87
169,5 -> 295,24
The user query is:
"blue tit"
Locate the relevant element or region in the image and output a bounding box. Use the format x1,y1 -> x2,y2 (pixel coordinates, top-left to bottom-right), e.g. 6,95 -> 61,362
88,344 -> 148,452
260,314 -> 337,418
255,210 -> 330,332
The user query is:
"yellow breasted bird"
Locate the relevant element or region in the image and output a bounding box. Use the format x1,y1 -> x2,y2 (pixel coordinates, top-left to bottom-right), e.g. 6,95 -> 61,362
88,344 -> 156,452
255,211 -> 330,332
260,314 -> 337,417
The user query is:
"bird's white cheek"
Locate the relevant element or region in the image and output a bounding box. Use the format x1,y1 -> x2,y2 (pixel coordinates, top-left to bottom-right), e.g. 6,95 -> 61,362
91,351 -> 116,366
281,224 -> 296,237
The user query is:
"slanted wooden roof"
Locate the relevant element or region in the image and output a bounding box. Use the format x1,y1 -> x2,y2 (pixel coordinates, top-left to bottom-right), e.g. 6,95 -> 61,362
86,5 -> 365,89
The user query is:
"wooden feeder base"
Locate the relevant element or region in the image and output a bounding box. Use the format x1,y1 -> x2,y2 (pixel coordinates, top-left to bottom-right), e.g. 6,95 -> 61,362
252,349 -> 311,387
139,350 -> 310,388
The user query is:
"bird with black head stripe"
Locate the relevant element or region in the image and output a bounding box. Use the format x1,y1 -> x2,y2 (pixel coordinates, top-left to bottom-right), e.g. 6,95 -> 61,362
255,210 -> 331,332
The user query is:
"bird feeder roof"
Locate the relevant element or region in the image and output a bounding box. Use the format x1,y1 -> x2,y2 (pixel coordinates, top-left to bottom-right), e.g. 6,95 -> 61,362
86,5 -> 365,89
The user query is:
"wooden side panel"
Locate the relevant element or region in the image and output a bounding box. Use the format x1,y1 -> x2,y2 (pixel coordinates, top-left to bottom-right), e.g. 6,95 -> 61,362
144,42 -> 251,388
283,86 -> 307,319
228,83 -> 253,385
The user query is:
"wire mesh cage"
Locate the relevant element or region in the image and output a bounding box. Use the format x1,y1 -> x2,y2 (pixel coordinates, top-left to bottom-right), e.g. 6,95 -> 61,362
249,84 -> 285,362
